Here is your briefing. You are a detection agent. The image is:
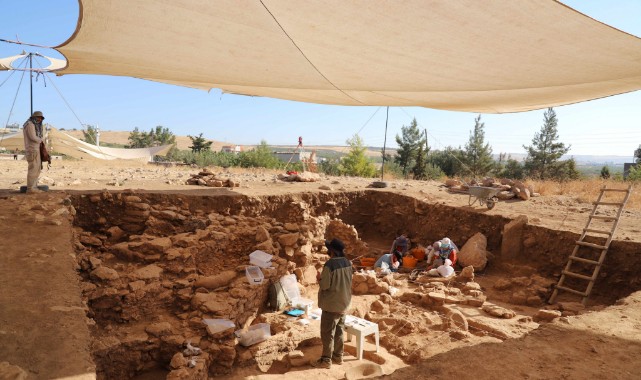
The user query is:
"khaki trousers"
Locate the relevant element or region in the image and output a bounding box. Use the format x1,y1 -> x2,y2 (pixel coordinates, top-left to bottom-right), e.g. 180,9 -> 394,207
26,150 -> 41,189
320,310 -> 346,359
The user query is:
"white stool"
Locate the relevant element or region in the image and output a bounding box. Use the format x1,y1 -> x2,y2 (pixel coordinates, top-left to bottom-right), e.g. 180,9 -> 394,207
344,315 -> 379,360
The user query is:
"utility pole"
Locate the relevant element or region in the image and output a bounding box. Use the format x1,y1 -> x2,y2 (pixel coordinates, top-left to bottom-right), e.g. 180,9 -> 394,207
381,106 -> 389,180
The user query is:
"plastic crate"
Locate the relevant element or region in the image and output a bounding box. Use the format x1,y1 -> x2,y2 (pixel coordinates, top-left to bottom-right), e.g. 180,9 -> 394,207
245,266 -> 264,285
249,250 -> 273,268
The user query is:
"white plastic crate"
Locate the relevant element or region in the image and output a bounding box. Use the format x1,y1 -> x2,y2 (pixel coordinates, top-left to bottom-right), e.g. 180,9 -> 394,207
279,274 -> 301,301
245,266 -> 264,285
249,250 -> 273,268
236,323 -> 271,346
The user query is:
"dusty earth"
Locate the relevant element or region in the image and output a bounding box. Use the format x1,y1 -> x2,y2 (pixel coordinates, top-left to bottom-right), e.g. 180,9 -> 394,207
0,158 -> 640,380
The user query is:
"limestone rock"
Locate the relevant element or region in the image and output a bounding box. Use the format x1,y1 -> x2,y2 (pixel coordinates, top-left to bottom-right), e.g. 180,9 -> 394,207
132,264 -> 163,281
534,309 -> 562,322
170,353 -> 188,369
482,304 -> 516,319
458,233 -> 488,271
278,233 -> 299,247
194,271 -> 237,290
146,321 -> 173,337
288,350 -> 307,367
458,266 -> 474,282
255,226 -> 270,242
90,266 -> 119,281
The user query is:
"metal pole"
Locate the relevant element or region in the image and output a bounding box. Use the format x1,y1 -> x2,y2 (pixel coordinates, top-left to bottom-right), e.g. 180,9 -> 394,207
381,106 -> 389,180
424,128 -> 428,152
29,53 -> 33,115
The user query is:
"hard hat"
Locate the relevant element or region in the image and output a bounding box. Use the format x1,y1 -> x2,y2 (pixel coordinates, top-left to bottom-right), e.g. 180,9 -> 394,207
32,111 -> 45,119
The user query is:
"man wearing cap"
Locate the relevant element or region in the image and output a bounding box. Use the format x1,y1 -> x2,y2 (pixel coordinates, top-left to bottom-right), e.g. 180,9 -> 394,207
23,111 -> 45,193
311,238 -> 352,369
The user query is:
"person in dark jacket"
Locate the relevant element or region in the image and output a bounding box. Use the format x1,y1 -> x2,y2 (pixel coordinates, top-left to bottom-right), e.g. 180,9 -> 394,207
311,238 -> 353,369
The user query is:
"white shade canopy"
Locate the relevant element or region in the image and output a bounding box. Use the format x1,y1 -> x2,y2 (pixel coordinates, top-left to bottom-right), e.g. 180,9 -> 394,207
54,0 -> 641,113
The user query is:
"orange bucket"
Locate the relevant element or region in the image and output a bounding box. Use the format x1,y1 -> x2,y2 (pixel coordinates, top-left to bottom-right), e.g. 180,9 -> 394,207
360,257 -> 376,267
412,248 -> 426,261
403,256 -> 418,268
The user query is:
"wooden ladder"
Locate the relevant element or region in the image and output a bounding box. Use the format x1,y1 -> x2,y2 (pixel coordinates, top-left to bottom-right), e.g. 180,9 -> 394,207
549,184 -> 633,305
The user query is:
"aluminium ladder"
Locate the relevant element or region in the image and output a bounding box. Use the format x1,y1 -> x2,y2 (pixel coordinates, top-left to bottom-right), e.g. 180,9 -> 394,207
549,184 -> 633,305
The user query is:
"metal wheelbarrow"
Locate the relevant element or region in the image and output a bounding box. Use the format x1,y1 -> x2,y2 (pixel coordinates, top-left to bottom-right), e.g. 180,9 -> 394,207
468,186 -> 501,209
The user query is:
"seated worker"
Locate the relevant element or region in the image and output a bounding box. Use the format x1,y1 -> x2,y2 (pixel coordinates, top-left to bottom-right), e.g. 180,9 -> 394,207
374,251 -> 403,272
427,237 -> 458,268
390,233 -> 410,257
427,259 -> 454,277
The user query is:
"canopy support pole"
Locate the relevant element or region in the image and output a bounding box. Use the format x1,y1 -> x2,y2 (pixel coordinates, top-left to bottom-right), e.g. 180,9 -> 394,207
380,106 -> 389,180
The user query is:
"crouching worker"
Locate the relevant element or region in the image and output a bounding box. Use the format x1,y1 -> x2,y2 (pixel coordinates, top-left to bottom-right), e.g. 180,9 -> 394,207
374,251 -> 403,273
311,238 -> 353,369
389,232 -> 410,257
427,237 -> 458,269
427,259 -> 455,277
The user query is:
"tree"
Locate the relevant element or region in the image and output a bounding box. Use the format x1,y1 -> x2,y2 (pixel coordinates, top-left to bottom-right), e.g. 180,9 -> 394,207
460,115 -> 494,178
394,118 -> 424,177
238,140 -> 281,168
628,164 -> 641,182
82,125 -> 98,145
411,145 -> 427,179
428,147 -> 464,177
635,145 -> 641,164
500,158 -> 525,179
339,134 -> 377,177
523,108 -> 571,179
600,166 -> 611,179
188,133 -> 213,153
128,126 -> 176,148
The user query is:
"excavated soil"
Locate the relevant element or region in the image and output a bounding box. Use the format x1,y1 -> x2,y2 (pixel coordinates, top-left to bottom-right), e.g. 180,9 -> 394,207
1,160 -> 641,380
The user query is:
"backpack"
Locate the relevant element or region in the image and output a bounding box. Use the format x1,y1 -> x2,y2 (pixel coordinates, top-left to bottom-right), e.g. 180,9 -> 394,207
267,279 -> 288,311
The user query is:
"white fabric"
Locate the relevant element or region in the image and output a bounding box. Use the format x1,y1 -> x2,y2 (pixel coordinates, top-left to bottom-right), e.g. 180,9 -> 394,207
54,0 -> 641,113
0,54 -> 67,71
437,263 -> 454,278
1,128 -> 172,161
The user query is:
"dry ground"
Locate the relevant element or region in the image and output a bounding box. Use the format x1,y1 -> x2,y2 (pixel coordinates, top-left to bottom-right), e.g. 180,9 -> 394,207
1,158 -> 640,380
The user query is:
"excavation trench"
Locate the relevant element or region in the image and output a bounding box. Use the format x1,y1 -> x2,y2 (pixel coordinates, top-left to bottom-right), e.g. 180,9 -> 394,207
70,190 -> 641,379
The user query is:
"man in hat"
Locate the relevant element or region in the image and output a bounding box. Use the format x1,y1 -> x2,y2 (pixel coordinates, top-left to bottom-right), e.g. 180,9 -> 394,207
311,238 -> 353,369
427,237 -> 458,268
23,111 -> 45,193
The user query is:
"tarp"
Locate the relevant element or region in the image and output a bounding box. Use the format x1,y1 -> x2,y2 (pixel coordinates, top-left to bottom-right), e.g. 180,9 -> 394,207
54,0 -> 641,113
0,128 -> 173,160
0,53 -> 67,71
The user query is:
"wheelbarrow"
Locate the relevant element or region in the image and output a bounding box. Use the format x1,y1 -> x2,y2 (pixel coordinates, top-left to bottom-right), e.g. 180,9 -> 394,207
468,186 -> 501,209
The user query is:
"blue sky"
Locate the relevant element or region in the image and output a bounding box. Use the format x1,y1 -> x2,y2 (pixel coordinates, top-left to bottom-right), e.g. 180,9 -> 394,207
1,1 -> 640,157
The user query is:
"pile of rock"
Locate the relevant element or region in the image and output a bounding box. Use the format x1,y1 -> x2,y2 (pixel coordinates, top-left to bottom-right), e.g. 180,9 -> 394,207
185,169 -> 240,188
445,177 -> 540,201
73,191 -> 374,377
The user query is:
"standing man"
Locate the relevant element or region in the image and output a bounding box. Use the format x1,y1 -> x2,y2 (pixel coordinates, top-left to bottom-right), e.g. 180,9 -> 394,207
23,111 -> 44,193
311,238 -> 352,369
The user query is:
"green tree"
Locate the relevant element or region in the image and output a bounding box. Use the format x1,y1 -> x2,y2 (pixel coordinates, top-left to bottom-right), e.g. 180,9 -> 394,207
460,115 -> 494,178
394,118 -> 424,177
238,140 -> 282,168
634,145 -> 641,164
339,134 -> 377,177
523,108 -> 571,179
82,125 -> 98,145
500,158 -> 525,179
600,166 -> 611,179
128,126 -> 176,149
428,147 -> 463,177
549,158 -> 581,181
188,133 -> 213,153
411,145 -> 428,179
628,164 -> 641,182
